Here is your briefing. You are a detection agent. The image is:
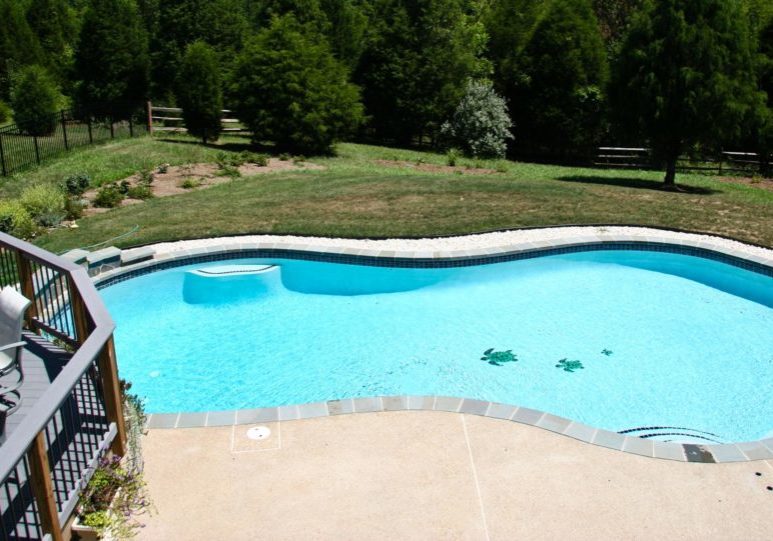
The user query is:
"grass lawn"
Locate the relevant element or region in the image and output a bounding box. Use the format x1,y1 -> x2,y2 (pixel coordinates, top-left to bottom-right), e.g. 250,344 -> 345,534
1,134 -> 770,252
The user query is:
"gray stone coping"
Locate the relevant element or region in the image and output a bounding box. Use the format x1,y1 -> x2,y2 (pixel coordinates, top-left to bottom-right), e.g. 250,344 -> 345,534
98,227 -> 773,463
144,396 -> 773,463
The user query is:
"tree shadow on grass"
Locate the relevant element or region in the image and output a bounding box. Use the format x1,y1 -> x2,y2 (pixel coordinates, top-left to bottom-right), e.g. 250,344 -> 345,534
155,137 -> 269,154
555,175 -> 720,195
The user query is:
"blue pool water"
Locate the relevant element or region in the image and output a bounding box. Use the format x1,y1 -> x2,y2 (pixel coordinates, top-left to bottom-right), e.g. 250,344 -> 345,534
100,250 -> 773,442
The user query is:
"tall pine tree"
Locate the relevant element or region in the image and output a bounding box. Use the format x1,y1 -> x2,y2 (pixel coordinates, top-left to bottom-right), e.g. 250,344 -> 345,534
74,0 -> 150,115
611,0 -> 764,186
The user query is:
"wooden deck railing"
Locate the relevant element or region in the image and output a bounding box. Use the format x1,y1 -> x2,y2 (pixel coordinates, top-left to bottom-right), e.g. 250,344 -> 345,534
0,232 -> 125,541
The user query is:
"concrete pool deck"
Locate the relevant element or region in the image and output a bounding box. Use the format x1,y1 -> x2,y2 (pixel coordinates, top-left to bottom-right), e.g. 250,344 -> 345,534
137,411 -> 773,540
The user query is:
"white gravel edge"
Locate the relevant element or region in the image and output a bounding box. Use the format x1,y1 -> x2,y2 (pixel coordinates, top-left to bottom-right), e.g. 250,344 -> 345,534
126,226 -> 772,266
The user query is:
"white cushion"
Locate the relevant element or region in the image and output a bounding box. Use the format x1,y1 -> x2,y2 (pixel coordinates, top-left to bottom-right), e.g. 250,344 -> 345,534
0,287 -> 31,348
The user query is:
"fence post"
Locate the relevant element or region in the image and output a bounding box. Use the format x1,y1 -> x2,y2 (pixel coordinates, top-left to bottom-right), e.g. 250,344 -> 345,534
87,114 -> 93,144
27,431 -> 64,541
98,337 -> 127,456
146,100 -> 153,134
33,134 -> 41,165
60,110 -> 69,150
129,115 -> 134,138
0,131 -> 6,176
109,116 -> 115,139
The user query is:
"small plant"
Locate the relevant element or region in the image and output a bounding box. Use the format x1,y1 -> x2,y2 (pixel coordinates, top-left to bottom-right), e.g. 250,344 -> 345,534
292,156 -> 306,166
480,348 -> 518,367
217,164 -> 241,178
279,153 -> 291,161
252,153 -> 270,167
64,197 -> 86,220
156,163 -> 169,174
556,359 -> 584,373
77,455 -> 151,539
179,178 -> 202,189
93,183 -> 125,208
215,151 -> 229,169
138,169 -> 154,185
61,173 -> 91,196
446,149 -> 459,167
19,184 -> 66,227
495,163 -> 509,173
119,180 -> 131,194
126,184 -> 154,200
0,200 -> 37,238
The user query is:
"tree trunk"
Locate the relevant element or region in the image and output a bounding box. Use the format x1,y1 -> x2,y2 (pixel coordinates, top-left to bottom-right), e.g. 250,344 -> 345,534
663,156 -> 677,188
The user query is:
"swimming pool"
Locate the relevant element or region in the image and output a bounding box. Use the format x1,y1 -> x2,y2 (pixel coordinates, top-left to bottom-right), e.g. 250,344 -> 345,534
99,247 -> 773,443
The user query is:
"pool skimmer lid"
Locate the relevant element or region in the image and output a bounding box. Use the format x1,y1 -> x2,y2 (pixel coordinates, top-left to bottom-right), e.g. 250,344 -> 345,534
246,426 -> 271,440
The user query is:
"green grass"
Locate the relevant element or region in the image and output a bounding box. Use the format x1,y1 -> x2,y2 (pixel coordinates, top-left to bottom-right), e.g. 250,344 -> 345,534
1,134 -> 770,252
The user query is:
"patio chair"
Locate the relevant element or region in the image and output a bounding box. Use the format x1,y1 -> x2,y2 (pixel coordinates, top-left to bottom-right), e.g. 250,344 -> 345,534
0,286 -> 31,415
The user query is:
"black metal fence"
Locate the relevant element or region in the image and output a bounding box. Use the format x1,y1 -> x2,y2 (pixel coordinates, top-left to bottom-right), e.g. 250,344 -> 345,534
594,147 -> 771,176
0,107 -> 148,177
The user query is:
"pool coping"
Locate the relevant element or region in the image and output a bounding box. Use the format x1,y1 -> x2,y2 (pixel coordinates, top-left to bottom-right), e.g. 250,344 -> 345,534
93,226 -> 773,463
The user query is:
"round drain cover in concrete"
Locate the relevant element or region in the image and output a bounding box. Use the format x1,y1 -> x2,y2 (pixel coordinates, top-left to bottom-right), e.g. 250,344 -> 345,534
246,426 -> 271,440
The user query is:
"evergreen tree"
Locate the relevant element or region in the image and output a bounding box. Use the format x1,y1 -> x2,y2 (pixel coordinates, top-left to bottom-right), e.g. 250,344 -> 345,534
356,0 -> 487,144
74,0 -> 150,115
176,42 -> 223,144
233,14 -> 363,154
154,0 -> 248,103
0,0 -> 44,100
320,0 -> 368,69
507,0 -> 608,159
11,65 -> 62,136
26,0 -> 77,84
611,0 -> 764,186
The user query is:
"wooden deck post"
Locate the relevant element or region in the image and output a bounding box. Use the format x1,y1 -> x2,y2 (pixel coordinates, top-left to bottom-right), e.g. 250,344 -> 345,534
98,337 -> 127,456
15,253 -> 38,329
68,280 -> 92,345
27,432 -> 64,541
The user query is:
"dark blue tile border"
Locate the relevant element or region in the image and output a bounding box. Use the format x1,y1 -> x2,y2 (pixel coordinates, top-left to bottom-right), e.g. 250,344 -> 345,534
96,241 -> 773,290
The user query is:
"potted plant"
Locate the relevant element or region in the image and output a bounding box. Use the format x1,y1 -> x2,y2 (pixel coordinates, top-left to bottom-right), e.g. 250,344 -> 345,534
71,455 -> 151,540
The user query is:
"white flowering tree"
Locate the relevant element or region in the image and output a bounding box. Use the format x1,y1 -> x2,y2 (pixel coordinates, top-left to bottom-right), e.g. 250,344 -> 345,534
440,79 -> 513,158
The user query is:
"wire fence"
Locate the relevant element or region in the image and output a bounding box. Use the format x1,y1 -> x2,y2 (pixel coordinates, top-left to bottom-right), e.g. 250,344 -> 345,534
0,106 -> 149,177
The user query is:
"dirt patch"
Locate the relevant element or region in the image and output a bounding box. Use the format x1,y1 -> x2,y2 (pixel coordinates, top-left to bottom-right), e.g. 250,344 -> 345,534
717,176 -> 773,192
374,159 -> 500,175
81,159 -> 323,215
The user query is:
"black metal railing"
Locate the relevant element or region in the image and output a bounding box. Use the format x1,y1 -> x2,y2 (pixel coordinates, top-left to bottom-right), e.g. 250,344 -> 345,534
0,232 -> 125,541
0,106 -> 148,177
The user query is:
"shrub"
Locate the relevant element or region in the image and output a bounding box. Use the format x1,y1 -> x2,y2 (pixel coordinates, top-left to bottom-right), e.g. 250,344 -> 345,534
0,100 -> 11,124
440,80 -> 513,159
126,184 -> 153,200
61,173 -> 91,196
176,41 -> 223,144
156,163 -> 169,174
64,197 -> 86,220
93,183 -> 125,208
240,151 -> 269,166
278,153 -> 291,161
0,201 -> 37,238
179,178 -> 201,189
233,14 -> 364,154
19,184 -> 66,227
138,169 -> 154,185
11,65 -> 62,136
446,149 -> 459,166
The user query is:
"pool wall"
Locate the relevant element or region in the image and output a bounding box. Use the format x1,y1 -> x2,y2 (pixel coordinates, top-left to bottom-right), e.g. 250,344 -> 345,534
94,226 -> 773,463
